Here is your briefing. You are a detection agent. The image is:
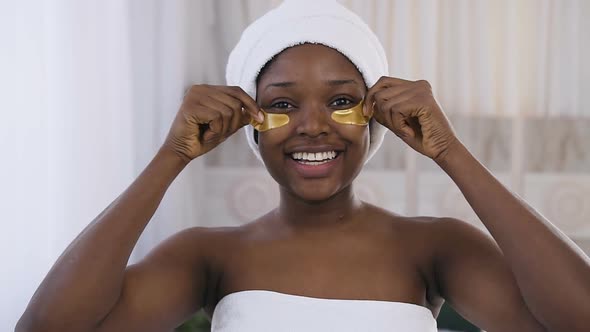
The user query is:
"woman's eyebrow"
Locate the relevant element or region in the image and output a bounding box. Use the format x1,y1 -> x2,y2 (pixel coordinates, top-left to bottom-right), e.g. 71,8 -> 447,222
264,81 -> 295,91
264,79 -> 358,91
326,79 -> 358,86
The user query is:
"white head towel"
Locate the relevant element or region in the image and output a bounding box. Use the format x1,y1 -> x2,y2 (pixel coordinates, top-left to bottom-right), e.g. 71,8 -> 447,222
226,0 -> 389,163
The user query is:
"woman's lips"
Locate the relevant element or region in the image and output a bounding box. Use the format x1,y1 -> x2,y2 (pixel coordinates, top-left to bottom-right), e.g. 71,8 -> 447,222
288,153 -> 342,178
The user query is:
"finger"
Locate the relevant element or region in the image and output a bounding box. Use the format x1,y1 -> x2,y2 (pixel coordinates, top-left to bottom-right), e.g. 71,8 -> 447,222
219,86 -> 264,123
227,106 -> 249,135
209,91 -> 242,113
208,92 -> 251,128
388,108 -> 415,140
365,76 -> 419,115
377,89 -> 419,117
210,92 -> 250,134
371,94 -> 417,140
199,96 -> 233,137
372,83 -> 417,105
364,81 -> 387,116
193,107 -> 224,142
378,76 -> 414,86
372,105 -> 406,139
372,99 -> 392,128
202,125 -> 222,143
405,111 -> 423,141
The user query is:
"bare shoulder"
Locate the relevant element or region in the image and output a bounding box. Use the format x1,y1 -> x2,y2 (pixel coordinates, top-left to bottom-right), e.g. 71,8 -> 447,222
360,203 -> 458,243
154,217 -> 278,267
357,202 -> 489,243
148,224 -> 254,262
420,216 -> 498,253
385,207 -> 489,243
407,216 -> 504,270
147,226 -> 232,257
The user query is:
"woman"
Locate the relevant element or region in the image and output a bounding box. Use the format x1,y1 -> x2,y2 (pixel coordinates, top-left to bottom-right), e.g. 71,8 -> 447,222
17,1 -> 590,331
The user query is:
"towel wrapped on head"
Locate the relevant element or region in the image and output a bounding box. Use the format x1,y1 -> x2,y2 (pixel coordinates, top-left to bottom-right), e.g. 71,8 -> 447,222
226,0 -> 390,163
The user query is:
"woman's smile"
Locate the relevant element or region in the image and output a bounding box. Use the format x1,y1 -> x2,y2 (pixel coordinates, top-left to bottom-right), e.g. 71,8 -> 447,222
287,149 -> 343,178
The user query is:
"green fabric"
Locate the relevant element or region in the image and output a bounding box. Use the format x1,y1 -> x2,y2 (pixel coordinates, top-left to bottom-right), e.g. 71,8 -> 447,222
175,310 -> 211,332
436,302 -> 480,332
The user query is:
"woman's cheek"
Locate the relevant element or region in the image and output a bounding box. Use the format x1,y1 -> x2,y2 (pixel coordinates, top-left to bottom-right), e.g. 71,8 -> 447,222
337,124 -> 370,151
257,126 -> 292,161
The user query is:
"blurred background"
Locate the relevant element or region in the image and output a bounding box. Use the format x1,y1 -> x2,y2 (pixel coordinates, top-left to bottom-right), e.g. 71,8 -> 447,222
1,0 -> 588,330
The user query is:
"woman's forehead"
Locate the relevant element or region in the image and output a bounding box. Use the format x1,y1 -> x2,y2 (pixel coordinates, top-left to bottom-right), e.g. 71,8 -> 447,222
257,44 -> 365,88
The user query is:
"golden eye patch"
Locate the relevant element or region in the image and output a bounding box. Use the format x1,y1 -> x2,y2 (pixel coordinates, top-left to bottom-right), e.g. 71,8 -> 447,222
250,109 -> 290,132
251,100 -> 370,131
331,99 -> 370,125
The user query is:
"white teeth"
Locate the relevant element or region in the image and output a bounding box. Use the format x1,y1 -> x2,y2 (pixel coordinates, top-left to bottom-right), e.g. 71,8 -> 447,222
299,160 -> 330,165
291,150 -> 338,162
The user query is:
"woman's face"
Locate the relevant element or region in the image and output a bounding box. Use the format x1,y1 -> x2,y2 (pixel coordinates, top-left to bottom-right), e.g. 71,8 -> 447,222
255,44 -> 370,202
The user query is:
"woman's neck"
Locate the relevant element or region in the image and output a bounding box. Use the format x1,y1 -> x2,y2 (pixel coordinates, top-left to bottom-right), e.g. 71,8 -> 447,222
275,185 -> 364,231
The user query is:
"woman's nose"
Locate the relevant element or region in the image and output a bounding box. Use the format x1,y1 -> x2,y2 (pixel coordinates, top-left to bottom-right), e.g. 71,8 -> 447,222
295,103 -> 332,138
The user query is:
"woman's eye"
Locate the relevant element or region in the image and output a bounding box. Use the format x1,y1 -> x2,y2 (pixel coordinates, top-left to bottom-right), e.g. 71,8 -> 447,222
271,101 -> 293,109
330,97 -> 353,107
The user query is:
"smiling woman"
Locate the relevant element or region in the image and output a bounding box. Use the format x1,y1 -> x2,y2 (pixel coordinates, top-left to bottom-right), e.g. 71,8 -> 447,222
256,45 -> 371,202
15,0 -> 590,332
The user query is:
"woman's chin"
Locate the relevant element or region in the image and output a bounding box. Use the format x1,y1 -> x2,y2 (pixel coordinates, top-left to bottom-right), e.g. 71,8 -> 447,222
288,184 -> 342,203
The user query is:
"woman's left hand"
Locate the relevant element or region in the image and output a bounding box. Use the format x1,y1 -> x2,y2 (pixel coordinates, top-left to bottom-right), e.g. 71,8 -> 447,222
365,76 -> 458,162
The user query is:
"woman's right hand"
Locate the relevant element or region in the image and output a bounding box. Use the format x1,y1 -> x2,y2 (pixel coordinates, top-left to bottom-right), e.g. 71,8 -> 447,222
163,85 -> 264,163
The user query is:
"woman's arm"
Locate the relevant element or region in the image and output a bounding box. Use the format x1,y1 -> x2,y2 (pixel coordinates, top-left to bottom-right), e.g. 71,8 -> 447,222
366,76 -> 590,331
16,148 -> 191,332
16,84 -> 261,332
436,141 -> 590,331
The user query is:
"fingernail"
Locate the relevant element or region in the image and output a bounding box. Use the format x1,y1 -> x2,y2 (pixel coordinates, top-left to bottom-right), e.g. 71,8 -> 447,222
257,110 -> 264,123
363,104 -> 367,116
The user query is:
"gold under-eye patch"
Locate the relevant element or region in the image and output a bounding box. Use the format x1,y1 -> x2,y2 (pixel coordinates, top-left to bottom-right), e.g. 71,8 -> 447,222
251,100 -> 370,131
331,99 -> 371,125
250,110 -> 290,132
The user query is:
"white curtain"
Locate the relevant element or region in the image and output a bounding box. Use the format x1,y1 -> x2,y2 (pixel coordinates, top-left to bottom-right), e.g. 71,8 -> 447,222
345,0 -> 590,117
1,0 -> 588,329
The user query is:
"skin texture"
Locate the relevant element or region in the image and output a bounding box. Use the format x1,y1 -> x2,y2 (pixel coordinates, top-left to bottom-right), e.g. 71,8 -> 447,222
17,44 -> 590,332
